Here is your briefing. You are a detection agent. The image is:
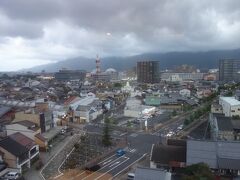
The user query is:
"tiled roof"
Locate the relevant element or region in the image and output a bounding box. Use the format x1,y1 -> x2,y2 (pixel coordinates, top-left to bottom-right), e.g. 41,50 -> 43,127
151,144 -> 186,164
9,132 -> 35,150
35,133 -> 47,142
0,136 -> 28,157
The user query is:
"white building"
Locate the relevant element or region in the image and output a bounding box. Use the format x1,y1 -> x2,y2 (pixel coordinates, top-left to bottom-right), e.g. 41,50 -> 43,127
161,73 -> 204,82
179,89 -> 191,97
219,96 -> 240,117
124,98 -> 155,118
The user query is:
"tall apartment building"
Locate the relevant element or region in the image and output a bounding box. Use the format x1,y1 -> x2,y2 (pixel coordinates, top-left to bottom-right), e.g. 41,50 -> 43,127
219,59 -> 240,82
137,61 -> 160,83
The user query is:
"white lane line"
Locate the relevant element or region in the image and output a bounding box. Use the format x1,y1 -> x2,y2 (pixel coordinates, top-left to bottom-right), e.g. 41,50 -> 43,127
74,154 -> 119,178
120,132 -> 127,136
95,157 -> 130,180
82,156 -> 126,180
99,154 -> 116,164
109,161 -> 120,168
111,153 -> 147,180
103,159 -> 112,165
40,135 -> 77,180
130,149 -> 136,153
57,147 -> 75,175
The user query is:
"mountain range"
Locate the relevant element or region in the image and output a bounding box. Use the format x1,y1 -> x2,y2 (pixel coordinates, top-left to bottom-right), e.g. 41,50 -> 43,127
27,48 -> 240,72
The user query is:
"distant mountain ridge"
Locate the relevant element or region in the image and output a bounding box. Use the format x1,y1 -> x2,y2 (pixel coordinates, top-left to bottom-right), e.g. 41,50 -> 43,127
27,48 -> 240,72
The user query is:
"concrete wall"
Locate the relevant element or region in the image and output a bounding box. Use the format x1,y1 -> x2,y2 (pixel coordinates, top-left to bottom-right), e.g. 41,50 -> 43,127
14,112 -> 40,126
34,136 -> 47,149
0,147 -> 17,169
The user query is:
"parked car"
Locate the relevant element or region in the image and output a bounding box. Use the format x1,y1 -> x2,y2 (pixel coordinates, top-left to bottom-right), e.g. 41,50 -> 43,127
127,173 -> 135,180
5,171 -> 19,180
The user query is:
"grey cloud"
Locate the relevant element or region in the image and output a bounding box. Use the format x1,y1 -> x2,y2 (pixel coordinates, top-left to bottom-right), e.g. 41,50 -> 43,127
0,0 -> 240,71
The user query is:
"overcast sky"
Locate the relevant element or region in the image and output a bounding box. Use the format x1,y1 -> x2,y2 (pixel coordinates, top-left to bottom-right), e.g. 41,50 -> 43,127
0,0 -> 240,71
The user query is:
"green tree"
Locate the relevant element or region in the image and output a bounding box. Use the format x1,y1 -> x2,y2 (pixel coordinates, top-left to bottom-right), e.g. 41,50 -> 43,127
114,82 -> 122,88
172,110 -> 177,117
184,119 -> 190,126
182,163 -> 214,180
102,118 -> 112,147
127,121 -> 132,128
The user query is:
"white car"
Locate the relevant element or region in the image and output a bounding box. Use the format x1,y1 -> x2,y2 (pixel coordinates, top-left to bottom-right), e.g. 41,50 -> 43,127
5,171 -> 19,180
61,129 -> 66,134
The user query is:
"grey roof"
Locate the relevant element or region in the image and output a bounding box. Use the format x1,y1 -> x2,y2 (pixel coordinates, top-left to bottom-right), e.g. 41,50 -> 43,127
160,93 -> 197,106
0,106 -> 11,118
76,105 -> 91,111
0,136 -> 28,157
216,116 -> 233,131
151,144 -> 186,164
134,167 -> 171,180
16,120 -> 37,128
218,158 -> 240,170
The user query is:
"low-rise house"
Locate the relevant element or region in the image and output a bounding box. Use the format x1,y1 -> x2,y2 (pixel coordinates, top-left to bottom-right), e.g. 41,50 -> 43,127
14,110 -> 54,133
6,120 -> 40,140
145,96 -> 161,106
0,106 -> 14,125
179,89 -> 191,97
74,99 -> 102,123
196,89 -> 212,99
134,167 -> 171,180
0,133 -> 39,173
160,93 -> 197,111
124,98 -> 155,118
209,114 -> 234,141
187,139 -> 240,175
74,106 -> 99,123
150,139 -> 186,170
209,113 -> 240,141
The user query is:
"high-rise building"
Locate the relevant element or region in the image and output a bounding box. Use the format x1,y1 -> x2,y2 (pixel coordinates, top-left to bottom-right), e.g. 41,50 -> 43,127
219,59 -> 240,82
137,61 -> 160,83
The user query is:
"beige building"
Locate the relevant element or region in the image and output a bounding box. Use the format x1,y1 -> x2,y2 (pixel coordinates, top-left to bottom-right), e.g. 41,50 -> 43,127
0,133 -> 39,173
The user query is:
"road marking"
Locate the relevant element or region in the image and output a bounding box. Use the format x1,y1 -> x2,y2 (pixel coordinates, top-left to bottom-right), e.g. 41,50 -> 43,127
109,161 -> 120,167
99,154 -> 116,164
120,132 -> 127,136
95,157 -> 130,180
130,149 -> 136,153
82,156 -> 126,180
110,153 -> 147,179
130,133 -> 138,137
40,134 -> 79,180
103,159 -> 112,165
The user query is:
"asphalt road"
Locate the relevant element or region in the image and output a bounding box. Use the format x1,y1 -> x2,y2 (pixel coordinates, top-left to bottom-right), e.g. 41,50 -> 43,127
67,132 -> 161,179
79,148 -> 143,180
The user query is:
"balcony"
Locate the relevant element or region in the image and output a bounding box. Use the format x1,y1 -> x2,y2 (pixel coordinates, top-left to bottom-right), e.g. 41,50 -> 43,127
30,147 -> 39,158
